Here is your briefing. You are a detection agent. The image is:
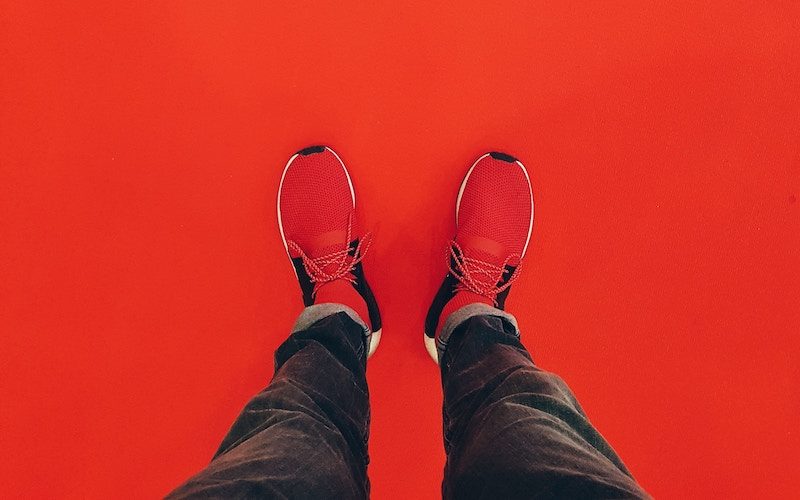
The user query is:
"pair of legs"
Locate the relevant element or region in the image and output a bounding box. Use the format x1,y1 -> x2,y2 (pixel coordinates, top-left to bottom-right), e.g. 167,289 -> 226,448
168,147 -> 648,498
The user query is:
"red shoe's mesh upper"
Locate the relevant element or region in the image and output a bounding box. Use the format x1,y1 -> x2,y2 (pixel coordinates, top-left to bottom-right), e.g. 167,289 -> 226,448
455,155 -> 532,266
279,148 -> 372,323
279,148 -> 357,258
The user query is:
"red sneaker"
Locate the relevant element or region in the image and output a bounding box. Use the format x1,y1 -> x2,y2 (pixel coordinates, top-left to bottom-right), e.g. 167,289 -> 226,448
278,146 -> 381,357
424,152 -> 533,362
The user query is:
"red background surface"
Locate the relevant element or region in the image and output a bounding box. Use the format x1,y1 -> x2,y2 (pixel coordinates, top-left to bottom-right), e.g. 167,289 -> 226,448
2,2 -> 799,498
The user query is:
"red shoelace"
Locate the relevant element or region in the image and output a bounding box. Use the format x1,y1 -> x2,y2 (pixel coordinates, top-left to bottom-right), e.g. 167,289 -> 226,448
447,240 -> 522,305
286,215 -> 372,297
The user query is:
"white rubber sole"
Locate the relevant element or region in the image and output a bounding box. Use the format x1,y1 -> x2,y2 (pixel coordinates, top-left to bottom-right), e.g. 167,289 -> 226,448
425,153 -> 535,364
424,333 -> 438,363
368,328 -> 381,358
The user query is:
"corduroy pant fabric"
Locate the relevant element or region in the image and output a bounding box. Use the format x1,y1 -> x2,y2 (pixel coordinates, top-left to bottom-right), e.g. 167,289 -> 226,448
168,310 -> 648,499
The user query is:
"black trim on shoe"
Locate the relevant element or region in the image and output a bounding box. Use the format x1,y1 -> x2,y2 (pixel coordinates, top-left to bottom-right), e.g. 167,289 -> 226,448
291,239 -> 381,333
291,256 -> 316,307
425,272 -> 460,339
297,145 -> 326,156
488,151 -> 518,163
494,266 -> 515,309
348,240 -> 382,333
424,247 -> 516,339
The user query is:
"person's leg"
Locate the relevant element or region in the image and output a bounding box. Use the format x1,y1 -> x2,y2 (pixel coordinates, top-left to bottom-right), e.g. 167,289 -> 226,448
168,308 -> 371,499
425,152 -> 648,498
169,146 -> 381,498
438,307 -> 648,499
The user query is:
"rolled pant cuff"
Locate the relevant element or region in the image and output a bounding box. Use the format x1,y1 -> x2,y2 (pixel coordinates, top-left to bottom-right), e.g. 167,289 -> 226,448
437,303 -> 519,361
292,303 -> 373,349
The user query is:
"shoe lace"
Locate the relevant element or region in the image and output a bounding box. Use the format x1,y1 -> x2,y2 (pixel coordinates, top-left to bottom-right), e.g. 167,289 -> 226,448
286,215 -> 372,297
447,239 -> 522,305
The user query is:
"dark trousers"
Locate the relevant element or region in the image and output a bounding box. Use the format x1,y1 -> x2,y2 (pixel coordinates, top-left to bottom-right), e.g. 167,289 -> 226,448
168,312 -> 648,499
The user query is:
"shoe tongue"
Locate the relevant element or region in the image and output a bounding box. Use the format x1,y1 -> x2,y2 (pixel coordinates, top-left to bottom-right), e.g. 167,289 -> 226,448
307,230 -> 353,275
456,234 -> 516,266
308,230 -> 350,258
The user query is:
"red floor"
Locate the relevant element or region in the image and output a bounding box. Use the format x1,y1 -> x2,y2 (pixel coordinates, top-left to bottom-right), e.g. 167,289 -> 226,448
2,2 -> 799,498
